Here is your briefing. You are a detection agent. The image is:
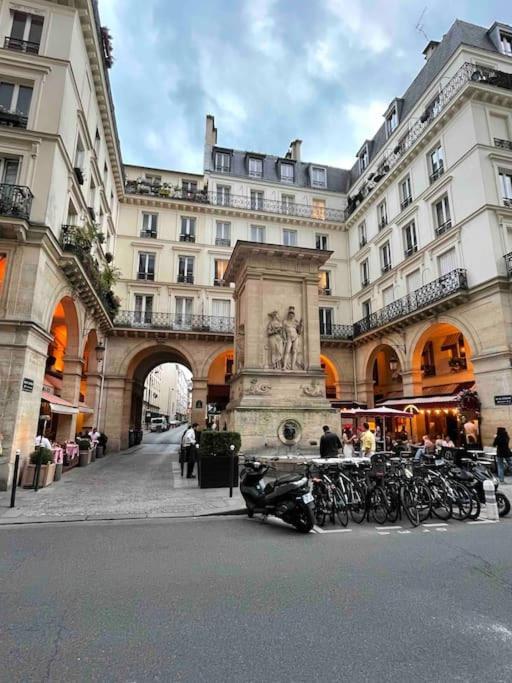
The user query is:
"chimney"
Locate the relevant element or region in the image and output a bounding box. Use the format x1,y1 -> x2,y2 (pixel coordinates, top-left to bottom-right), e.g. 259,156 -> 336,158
422,39 -> 440,61
204,114 -> 217,172
289,139 -> 302,162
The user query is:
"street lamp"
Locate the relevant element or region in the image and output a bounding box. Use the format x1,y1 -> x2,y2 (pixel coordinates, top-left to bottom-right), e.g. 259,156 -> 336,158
95,341 -> 106,365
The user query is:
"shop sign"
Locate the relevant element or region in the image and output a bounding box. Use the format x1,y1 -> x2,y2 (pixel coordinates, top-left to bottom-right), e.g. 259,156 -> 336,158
22,378 -> 34,393
494,395 -> 512,406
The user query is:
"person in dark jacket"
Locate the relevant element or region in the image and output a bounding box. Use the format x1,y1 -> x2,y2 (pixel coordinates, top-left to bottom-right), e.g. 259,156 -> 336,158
493,427 -> 512,482
320,425 -> 342,458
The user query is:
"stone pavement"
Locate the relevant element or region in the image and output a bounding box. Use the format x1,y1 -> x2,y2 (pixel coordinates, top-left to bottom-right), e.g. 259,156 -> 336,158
0,432 -> 245,525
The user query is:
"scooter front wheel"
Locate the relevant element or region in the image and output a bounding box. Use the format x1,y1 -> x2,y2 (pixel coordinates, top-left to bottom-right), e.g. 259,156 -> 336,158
293,504 -> 315,533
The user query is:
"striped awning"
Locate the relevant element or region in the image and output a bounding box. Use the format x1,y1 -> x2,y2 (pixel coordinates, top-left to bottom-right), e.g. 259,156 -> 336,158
41,391 -> 78,415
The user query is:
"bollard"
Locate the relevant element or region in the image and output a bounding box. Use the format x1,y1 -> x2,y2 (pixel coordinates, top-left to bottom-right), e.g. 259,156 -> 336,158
33,447 -> 42,492
10,450 -> 20,508
229,444 -> 235,498
483,479 -> 499,521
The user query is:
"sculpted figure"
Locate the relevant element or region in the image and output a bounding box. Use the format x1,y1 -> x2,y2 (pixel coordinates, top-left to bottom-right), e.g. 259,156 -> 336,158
266,311 -> 284,369
282,306 -> 303,370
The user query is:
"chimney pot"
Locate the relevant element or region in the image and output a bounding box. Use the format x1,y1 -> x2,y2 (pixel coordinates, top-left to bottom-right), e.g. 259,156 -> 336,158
289,139 -> 302,162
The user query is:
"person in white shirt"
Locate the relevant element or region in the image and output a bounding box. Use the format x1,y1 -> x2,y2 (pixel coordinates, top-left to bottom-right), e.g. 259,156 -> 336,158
88,427 -> 100,444
182,423 -> 198,478
35,434 -> 52,450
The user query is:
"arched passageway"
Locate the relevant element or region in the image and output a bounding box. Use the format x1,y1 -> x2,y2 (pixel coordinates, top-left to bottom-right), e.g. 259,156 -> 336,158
320,354 -> 340,399
206,349 -> 234,426
366,344 -> 404,406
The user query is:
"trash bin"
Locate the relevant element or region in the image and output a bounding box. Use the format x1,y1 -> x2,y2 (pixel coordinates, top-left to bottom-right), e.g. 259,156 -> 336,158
128,429 -> 135,447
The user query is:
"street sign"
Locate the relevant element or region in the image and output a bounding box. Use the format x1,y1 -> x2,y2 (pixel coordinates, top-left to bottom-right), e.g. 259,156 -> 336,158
494,395 -> 512,406
22,378 -> 34,393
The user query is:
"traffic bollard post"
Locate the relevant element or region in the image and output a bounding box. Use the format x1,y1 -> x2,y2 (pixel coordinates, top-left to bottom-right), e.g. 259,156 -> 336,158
229,444 -> 235,498
10,450 -> 20,508
33,447 -> 42,492
483,479 -> 499,521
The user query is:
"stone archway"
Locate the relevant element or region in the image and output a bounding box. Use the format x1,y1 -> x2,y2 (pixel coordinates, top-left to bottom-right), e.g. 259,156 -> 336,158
364,343 -> 404,408
206,348 -> 234,424
320,354 -> 340,399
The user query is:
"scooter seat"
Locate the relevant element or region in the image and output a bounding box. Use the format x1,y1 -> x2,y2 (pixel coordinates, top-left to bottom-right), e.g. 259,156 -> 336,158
275,473 -> 304,485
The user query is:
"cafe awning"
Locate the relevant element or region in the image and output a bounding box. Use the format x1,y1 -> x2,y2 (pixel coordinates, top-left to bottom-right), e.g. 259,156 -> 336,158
78,402 -> 94,414
41,391 -> 78,415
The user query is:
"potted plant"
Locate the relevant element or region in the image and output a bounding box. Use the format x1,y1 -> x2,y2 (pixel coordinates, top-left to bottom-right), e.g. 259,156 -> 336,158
21,448 -> 56,488
198,431 -> 241,489
77,438 -> 92,467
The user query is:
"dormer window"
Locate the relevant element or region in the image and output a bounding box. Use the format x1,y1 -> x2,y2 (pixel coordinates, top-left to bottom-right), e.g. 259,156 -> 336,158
280,162 -> 295,184
311,167 -> 326,188
359,146 -> 369,173
386,108 -> 398,136
215,151 -> 231,173
248,157 -> 263,178
500,32 -> 512,55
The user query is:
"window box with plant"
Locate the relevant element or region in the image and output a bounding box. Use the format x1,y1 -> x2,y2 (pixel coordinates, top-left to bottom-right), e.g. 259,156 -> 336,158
198,431 -> 241,489
21,448 -> 56,488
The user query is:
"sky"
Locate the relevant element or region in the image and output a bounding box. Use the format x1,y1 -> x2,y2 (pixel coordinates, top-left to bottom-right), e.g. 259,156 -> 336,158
99,0 -> 511,173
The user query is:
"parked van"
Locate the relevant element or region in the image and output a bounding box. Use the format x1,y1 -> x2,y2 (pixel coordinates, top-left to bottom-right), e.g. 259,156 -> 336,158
150,417 -> 169,432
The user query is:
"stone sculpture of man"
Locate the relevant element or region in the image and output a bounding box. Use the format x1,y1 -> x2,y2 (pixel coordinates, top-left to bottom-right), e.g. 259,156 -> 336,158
282,306 -> 303,370
266,311 -> 283,369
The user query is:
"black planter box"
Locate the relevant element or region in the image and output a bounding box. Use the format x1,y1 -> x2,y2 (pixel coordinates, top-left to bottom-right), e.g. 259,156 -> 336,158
199,455 -> 239,489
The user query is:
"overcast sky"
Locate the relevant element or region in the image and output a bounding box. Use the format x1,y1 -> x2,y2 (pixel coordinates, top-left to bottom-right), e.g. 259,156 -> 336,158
99,0 -> 510,173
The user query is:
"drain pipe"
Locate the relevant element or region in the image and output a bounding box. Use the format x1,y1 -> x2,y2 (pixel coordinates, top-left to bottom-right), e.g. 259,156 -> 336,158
97,336 -> 109,433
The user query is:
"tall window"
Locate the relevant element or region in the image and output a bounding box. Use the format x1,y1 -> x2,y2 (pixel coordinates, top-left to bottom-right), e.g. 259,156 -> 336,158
499,170 -> 512,206
438,247 -> 457,276
141,212 -> 158,238
434,195 -> 452,234
0,158 -> 19,184
137,252 -> 155,280
358,221 -> 367,248
406,269 -> 421,293
175,297 -> 193,328
250,225 -> 265,243
9,11 -> 43,53
312,198 -> 326,220
74,136 -> 85,170
399,175 -> 412,209
180,217 -> 196,241
182,179 -> 197,195
403,220 -> 418,257
177,256 -> 194,283
360,259 -> 370,287
500,32 -> 512,55
134,294 -> 153,324
211,299 -> 231,329
280,163 -> 294,183
319,308 -> 333,336
283,229 -> 297,247
216,184 -> 231,207
429,144 -> 444,183
215,221 -> 231,246
311,167 -> 326,188
359,146 -> 369,172
319,271 -> 331,294
0,82 -> 33,124
250,190 -> 264,210
386,107 -> 398,136
214,259 -> 229,285
377,200 -> 388,230
382,285 -> 394,307
281,194 -> 295,215
316,233 -> 328,250
215,151 -> 231,173
145,173 -> 161,185
362,299 -> 371,318
380,241 -> 392,273
248,157 -> 263,178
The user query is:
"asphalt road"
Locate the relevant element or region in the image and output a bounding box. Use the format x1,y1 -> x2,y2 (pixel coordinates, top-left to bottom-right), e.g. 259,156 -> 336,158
1,515 -> 512,682
142,425 -> 186,445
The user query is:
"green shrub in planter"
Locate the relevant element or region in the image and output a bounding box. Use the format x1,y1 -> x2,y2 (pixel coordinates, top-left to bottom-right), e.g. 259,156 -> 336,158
76,438 -> 91,450
198,430 -> 241,457
30,448 -> 53,465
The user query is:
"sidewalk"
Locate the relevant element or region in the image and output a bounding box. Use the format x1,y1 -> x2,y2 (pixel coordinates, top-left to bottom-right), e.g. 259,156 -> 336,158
0,440 -> 245,525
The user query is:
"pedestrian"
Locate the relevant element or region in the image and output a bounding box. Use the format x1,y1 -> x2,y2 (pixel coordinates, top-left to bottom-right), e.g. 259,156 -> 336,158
88,426 -> 100,445
179,428 -> 187,477
183,422 -> 198,478
319,425 -> 342,458
342,428 -> 355,458
35,433 -> 52,450
360,422 -> 376,457
492,427 -> 512,483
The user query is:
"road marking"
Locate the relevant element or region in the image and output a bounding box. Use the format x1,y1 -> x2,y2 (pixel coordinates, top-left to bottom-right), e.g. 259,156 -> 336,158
314,526 -> 352,534
468,519 -> 499,525
436,528 -> 448,532
423,529 -> 431,533
397,530 -> 412,534
376,531 -> 391,535
379,525 -> 401,530
422,522 -> 448,527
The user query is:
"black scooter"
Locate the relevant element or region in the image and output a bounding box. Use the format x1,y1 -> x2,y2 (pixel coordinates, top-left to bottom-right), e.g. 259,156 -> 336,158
240,459 -> 316,533
452,457 -> 510,517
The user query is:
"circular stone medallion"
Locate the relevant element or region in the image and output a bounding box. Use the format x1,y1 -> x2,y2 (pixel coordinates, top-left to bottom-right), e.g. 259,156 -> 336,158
277,419 -> 302,445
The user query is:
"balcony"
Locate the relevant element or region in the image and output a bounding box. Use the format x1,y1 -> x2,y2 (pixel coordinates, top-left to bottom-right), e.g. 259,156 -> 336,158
378,218 -> 388,231
421,364 -> 436,377
404,246 -> 418,258
318,288 -> 332,296
400,196 -> 412,211
381,263 -> 392,274
494,138 -> 512,151
504,252 -> 512,276
359,237 -> 367,249
353,269 -> 468,337
177,274 -> 194,284
429,163 -> 445,184
0,183 -> 33,221
4,36 -> 40,54
320,324 -> 353,341
179,233 -> 196,242
213,278 -> 228,287
361,278 -> 370,289
504,198 -> 512,208
114,311 -> 235,334
137,272 -> 155,281
435,219 -> 452,236
215,237 -> 231,247
140,230 -> 157,239
124,182 -> 345,222
0,108 -> 28,129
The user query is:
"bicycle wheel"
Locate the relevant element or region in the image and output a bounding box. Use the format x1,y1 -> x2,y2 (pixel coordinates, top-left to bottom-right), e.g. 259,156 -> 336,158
312,485 -> 327,527
401,485 -> 420,527
333,491 -> 349,527
468,489 -> 481,520
370,487 -> 388,524
384,484 -> 400,522
429,483 -> 453,521
450,482 -> 472,521
349,483 -> 367,524
496,492 -> 510,517
415,482 -> 432,522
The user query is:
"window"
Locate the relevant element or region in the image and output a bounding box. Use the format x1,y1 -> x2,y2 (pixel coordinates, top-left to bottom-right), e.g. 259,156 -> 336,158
283,229 -> 297,247
406,269 -> 421,293
499,169 -> 512,206
250,225 -> 265,243
134,294 -> 153,324
500,32 -> 512,55
8,11 -> 43,53
403,220 -> 418,257
178,256 -> 194,283
386,108 -> 398,136
175,297 -> 193,328
319,308 -> 333,336
434,195 -> 452,235
358,221 -> 367,248
248,157 -> 263,178
0,158 -> 19,184
429,144 -> 444,183
362,299 -> 371,319
137,252 -> 155,281
316,234 -> 328,250
319,271 -> 331,295
380,241 -> 392,273
94,129 -> 101,155
281,194 -> 295,215
360,259 -> 370,287
145,173 -> 161,185
215,221 -> 231,247
377,200 -> 388,230
212,299 -> 231,328
438,247 -> 457,276
214,259 -> 229,285
182,180 -> 197,195
399,175 -> 412,210
382,285 -> 394,307
280,162 -> 294,183
312,198 -> 326,220
74,136 -> 85,171
311,167 -> 326,188
215,151 -> 231,173
180,217 -> 196,242
141,212 -> 158,238
250,190 -> 264,210
359,146 -> 369,172
216,184 -> 231,207
0,82 -> 33,125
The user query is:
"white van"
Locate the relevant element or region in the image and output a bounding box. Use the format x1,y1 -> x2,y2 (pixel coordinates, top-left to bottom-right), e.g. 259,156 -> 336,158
150,417 -> 168,432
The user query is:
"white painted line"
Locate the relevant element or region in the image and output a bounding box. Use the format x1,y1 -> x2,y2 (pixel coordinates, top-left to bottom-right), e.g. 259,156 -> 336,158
436,528 -> 448,532
376,531 -> 391,535
468,519 -> 499,525
397,530 -> 412,534
422,529 -> 431,533
380,525 -> 402,530
422,522 -> 448,527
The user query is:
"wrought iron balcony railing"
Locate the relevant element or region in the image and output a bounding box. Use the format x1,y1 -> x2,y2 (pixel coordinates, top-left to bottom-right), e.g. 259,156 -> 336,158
404,246 -> 417,258
114,311 -> 235,333
353,269 -> 468,337
494,138 -> 512,151
215,237 -> 231,247
435,219 -> 452,236
320,324 -> 353,340
124,182 -> 345,222
345,63 -> 512,220
177,274 -> 194,284
0,183 -> 33,220
504,252 -> 512,276
400,196 -> 413,211
179,233 -> 195,242
429,163 -> 445,184
4,36 -> 40,54
0,108 -> 28,128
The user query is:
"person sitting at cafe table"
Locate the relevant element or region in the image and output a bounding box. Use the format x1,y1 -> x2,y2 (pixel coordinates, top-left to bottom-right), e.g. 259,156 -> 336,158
414,435 -> 435,462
